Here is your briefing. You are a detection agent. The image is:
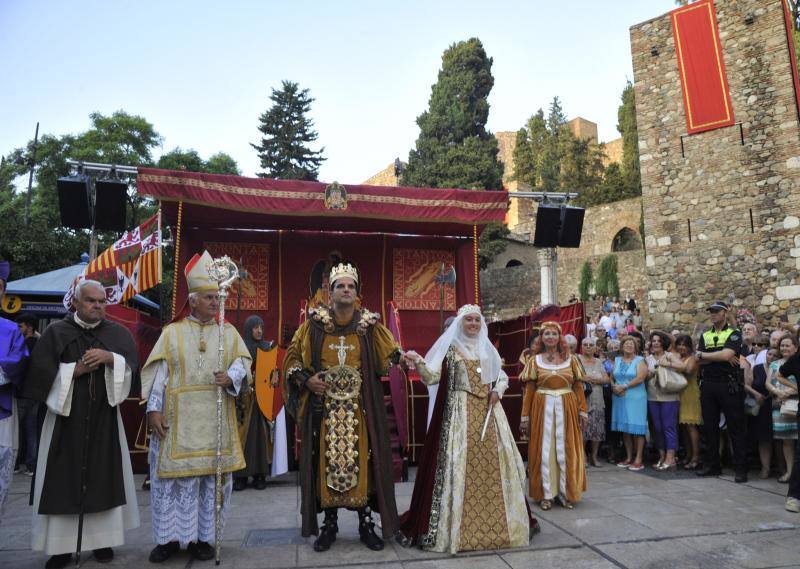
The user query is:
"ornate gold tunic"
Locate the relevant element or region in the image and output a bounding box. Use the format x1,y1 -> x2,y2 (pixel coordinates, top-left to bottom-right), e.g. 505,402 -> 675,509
283,307 -> 399,510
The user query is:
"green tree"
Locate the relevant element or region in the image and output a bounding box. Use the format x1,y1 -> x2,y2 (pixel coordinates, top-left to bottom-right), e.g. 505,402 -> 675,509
617,81 -> 641,197
540,97 -> 568,192
402,38 -> 504,190
561,135 -> 605,200
578,261 -> 593,301
157,148 -> 205,172
513,97 -> 589,194
252,80 -> 325,180
478,222 -> 509,270
576,162 -> 627,207
0,111 -> 162,280
511,109 -> 547,188
205,152 -> 240,175
595,255 -> 620,299
157,148 -> 240,175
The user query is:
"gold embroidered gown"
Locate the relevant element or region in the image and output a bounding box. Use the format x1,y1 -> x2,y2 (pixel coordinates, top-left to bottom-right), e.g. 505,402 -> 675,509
520,353 -> 588,503
416,348 -> 529,553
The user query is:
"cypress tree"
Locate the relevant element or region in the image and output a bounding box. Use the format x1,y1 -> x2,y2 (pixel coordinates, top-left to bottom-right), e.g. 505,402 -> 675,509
578,261 -> 593,301
402,38 -> 504,190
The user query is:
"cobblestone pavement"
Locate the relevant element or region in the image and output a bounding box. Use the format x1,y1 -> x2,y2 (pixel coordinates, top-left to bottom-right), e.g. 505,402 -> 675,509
2,463 -> 800,569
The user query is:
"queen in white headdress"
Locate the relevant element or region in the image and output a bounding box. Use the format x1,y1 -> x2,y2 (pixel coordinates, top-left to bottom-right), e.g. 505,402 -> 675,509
397,304 -> 535,553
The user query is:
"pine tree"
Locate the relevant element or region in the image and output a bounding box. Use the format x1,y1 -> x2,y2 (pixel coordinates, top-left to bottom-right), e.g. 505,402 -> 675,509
540,97 -> 568,192
578,261 -> 593,301
617,81 -> 641,197
402,38 -> 504,190
511,110 -> 547,188
561,135 -> 605,199
252,81 -> 325,181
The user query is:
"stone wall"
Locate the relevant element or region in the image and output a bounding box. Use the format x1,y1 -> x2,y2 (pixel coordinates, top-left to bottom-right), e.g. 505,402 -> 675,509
482,197 -> 648,320
480,263 -> 540,321
631,0 -> 800,328
568,117 -> 599,144
604,137 -> 623,167
361,163 -> 400,186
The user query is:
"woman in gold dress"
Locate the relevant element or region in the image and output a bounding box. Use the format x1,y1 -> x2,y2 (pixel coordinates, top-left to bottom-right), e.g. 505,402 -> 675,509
400,304 -> 531,553
519,321 -> 588,510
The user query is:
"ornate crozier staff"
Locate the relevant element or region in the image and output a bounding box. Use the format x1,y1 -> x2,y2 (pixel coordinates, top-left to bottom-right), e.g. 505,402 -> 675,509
206,255 -> 239,566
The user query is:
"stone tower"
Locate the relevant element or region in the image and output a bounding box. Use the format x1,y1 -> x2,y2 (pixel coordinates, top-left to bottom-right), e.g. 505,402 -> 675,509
631,0 -> 800,329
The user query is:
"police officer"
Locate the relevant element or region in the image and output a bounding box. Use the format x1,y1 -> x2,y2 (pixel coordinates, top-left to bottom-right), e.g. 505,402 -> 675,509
695,301 -> 748,482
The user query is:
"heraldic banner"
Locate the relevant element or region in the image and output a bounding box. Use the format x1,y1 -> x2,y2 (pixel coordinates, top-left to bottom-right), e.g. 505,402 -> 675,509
670,0 -> 734,135
392,249 -> 456,311
204,242 -> 269,311
64,212 -> 162,307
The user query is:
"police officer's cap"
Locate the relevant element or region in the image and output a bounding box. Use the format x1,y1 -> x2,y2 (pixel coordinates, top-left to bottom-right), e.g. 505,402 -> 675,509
706,300 -> 730,312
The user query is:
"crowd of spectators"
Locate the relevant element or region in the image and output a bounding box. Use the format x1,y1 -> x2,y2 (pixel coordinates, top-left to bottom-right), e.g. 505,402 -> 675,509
579,298 -> 800,513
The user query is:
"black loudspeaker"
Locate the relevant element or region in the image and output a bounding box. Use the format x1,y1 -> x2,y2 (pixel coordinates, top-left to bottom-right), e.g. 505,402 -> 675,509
56,175 -> 92,229
94,179 -> 128,231
532,204 -> 585,248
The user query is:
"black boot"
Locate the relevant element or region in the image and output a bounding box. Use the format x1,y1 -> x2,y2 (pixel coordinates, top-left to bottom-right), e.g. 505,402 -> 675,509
253,474 -> 268,490
149,541 -> 179,563
233,477 -> 247,491
313,508 -> 338,552
93,547 -> 114,563
44,554 -> 72,569
358,507 -> 384,551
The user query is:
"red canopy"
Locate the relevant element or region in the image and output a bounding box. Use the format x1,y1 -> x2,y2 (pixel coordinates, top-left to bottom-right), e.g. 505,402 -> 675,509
137,168 -> 508,236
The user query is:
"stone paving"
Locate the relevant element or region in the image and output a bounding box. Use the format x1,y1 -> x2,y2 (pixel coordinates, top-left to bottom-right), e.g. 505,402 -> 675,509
2,463 -> 800,569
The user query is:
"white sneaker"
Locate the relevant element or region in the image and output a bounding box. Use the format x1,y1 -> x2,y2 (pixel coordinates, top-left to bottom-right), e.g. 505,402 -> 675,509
786,497 -> 800,513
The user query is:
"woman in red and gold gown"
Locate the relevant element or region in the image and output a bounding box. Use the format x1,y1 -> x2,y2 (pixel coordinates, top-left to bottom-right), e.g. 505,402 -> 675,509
519,321 -> 588,510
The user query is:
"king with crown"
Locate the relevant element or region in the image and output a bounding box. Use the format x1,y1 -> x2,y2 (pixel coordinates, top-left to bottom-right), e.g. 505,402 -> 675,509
283,262 -> 401,552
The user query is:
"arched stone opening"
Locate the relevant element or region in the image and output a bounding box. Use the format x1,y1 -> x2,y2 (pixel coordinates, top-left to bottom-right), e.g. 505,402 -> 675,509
611,227 -> 643,252
505,259 -> 523,267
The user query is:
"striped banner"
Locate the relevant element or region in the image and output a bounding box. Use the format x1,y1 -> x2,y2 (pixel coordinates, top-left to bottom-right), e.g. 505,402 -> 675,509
64,211 -> 162,308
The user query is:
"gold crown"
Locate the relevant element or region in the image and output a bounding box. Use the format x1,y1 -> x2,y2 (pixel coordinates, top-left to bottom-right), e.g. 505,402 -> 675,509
457,304 -> 482,317
329,263 -> 359,286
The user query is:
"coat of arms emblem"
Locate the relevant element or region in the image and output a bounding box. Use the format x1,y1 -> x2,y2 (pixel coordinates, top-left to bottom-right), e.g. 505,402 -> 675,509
324,182 -> 348,211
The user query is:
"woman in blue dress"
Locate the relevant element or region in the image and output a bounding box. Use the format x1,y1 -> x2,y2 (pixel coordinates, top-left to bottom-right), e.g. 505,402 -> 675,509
611,335 -> 649,471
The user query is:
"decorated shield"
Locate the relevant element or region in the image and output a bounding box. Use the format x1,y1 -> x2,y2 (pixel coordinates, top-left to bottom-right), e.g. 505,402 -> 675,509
254,347 -> 282,421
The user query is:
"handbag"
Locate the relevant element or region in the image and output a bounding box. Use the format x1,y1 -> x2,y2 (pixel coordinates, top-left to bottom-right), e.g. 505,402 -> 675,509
780,398 -> 799,417
656,366 -> 688,394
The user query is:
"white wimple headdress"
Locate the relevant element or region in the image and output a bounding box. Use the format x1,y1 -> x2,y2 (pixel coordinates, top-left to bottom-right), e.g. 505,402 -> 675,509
423,304 -> 502,385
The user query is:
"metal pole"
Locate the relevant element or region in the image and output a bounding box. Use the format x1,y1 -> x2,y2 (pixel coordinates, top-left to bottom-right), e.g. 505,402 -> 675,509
89,177 -> 98,260
23,122 -> 40,226
550,248 -> 558,305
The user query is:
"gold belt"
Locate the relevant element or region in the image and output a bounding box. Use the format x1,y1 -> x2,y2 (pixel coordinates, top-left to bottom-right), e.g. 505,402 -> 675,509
537,387 -> 572,397
323,364 -> 362,493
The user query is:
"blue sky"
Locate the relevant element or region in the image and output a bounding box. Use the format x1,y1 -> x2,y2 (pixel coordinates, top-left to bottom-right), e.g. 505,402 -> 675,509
0,0 -> 676,185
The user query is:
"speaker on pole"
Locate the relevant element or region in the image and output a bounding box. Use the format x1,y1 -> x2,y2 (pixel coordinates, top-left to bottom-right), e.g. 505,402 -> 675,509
94,179 -> 128,231
56,174 -> 92,229
532,204 -> 585,248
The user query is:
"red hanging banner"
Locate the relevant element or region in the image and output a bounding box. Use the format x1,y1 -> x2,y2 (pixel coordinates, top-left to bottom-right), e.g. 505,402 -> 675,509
671,0 -> 735,135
